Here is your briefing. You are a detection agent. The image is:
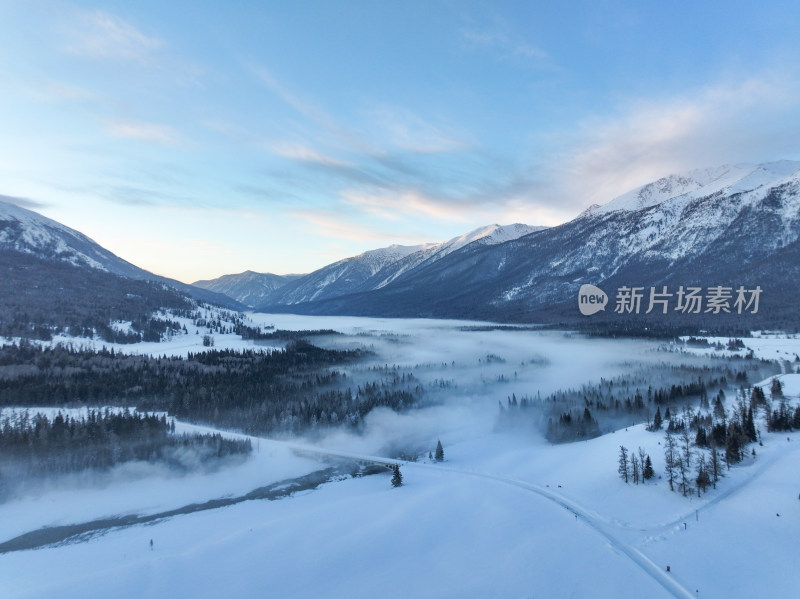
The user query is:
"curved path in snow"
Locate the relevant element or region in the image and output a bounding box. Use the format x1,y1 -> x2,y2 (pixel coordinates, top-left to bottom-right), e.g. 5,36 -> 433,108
271,439 -> 697,599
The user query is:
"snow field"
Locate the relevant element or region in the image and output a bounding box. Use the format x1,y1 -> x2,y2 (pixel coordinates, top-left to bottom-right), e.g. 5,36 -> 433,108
2,320 -> 799,597
2,414 -> 797,598
0,445 -> 677,599
0,424 -> 320,542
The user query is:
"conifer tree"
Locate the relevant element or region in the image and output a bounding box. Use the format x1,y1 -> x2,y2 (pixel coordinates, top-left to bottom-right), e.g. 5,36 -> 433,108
643,455 -> 655,480
391,464 -> 403,487
695,426 -> 707,447
651,407 -> 663,431
713,396 -> 726,422
725,423 -> 743,467
745,407 -> 757,443
695,454 -> 710,495
750,385 -> 766,410
435,439 -> 444,462
680,427 -> 693,472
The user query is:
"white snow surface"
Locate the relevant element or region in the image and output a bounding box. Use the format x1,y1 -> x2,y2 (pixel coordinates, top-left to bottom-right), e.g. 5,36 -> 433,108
1,318 -> 799,599
593,160 -> 800,215
371,223 -> 545,289
0,198 -> 108,270
0,309 -> 282,358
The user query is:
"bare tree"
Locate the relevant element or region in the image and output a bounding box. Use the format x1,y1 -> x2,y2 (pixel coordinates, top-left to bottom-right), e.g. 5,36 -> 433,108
618,445 -> 630,483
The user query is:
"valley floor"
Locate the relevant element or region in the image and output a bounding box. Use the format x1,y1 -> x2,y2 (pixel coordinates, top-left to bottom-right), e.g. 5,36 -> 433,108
1,413 -> 797,599
2,321 -> 798,598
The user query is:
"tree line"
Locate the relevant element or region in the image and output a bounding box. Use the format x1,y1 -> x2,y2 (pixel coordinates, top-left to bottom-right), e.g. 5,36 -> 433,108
0,409 -> 251,499
497,361 -> 776,443
0,340 -> 421,437
637,378 -> 800,498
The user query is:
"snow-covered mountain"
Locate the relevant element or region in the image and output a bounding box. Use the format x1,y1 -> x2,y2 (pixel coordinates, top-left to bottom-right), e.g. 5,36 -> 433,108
259,243 -> 434,306
0,199 -> 145,276
261,160 -> 800,327
0,198 -> 241,309
192,271 -> 303,308
590,160 -> 800,215
367,223 -> 547,290
258,224 -> 545,308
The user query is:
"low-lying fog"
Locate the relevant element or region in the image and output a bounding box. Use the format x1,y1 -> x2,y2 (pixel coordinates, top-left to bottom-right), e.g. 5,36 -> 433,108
2,314 -> 770,504
249,314 -> 748,456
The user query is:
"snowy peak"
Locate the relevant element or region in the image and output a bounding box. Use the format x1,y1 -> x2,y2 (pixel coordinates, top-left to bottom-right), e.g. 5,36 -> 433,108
433,223 -> 546,256
594,160 -> 800,215
368,223 -> 547,289
261,158 -> 800,324
0,198 -> 127,272
193,270 -> 302,308
0,197 -> 243,309
255,223 -> 546,308
348,243 -> 432,275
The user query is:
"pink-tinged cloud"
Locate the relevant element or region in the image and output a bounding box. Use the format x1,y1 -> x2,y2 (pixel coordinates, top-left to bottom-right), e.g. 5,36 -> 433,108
555,76 -> 800,210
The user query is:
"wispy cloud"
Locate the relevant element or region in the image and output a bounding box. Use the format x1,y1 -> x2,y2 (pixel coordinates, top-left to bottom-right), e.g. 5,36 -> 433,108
65,10 -> 162,63
461,28 -> 547,61
546,75 -> 800,210
25,79 -> 99,104
269,142 -> 351,167
0,193 -> 50,210
368,107 -> 471,154
342,188 -> 477,223
251,66 -> 368,153
106,120 -> 179,145
289,208 -> 429,244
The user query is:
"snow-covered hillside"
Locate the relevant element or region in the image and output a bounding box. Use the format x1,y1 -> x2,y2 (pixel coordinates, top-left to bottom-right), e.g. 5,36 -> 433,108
280,160 -> 800,324
0,198 -> 137,274
591,160 -> 800,215
192,271 -> 302,308
1,396 -> 797,599
259,223 -> 545,307
0,198 -> 241,309
369,223 -> 546,290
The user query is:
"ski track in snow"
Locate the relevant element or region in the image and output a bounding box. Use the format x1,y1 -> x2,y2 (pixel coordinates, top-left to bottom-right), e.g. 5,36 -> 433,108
6,419 -> 794,598
271,439 -> 696,599
642,438 -> 800,538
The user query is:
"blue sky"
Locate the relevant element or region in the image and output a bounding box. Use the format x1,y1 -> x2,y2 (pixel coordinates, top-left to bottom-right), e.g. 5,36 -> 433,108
2,1 -> 800,282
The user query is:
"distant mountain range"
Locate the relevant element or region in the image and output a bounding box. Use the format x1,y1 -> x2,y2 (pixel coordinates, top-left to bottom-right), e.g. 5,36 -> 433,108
247,160 -> 800,331
192,271 -> 304,309
4,159 -> 800,338
194,224 -> 545,308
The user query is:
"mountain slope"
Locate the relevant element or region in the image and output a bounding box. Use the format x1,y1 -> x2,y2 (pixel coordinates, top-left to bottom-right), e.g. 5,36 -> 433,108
259,161 -> 800,329
192,271 -> 302,308
258,224 -> 545,308
0,199 -> 242,310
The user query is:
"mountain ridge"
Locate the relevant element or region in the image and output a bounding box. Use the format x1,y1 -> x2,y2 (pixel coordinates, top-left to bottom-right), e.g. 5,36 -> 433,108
0,198 -> 243,311
251,223 -> 546,307
256,160 -> 800,330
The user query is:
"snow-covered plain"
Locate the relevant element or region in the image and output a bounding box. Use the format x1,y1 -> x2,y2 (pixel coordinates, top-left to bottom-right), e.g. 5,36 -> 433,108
0,309 -> 280,358
1,316 -> 798,599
